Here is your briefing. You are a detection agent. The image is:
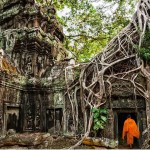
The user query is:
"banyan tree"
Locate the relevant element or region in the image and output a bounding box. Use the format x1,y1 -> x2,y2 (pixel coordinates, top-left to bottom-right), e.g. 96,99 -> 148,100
0,0 -> 150,149
65,0 -> 150,148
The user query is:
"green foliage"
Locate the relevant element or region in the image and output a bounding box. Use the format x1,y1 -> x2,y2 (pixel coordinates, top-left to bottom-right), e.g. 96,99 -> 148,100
139,29 -> 150,65
92,107 -> 108,131
36,0 -> 137,62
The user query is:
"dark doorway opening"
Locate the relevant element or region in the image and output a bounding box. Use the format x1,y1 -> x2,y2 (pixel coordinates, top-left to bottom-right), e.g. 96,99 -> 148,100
118,112 -> 139,149
6,107 -> 21,132
46,108 -> 63,132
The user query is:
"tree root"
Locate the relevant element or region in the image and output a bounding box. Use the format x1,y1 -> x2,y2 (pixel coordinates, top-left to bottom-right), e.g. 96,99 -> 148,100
65,0 -> 150,148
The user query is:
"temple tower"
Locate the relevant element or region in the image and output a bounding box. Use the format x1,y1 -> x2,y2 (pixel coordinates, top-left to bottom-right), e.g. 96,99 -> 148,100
0,0 -> 69,133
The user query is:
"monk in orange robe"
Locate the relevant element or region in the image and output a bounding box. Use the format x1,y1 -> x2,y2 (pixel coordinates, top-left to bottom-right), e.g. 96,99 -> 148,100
122,114 -> 140,148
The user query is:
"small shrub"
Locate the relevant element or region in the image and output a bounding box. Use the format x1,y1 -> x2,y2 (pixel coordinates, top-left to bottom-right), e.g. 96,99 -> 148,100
91,107 -> 108,131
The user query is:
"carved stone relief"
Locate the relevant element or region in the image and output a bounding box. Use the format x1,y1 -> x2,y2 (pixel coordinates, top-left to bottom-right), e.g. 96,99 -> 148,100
0,104 -> 3,132
25,55 -> 32,75
24,94 -> 34,131
112,98 -> 146,108
0,0 -> 68,134
4,32 -> 16,54
35,94 -> 41,131
54,93 -> 63,107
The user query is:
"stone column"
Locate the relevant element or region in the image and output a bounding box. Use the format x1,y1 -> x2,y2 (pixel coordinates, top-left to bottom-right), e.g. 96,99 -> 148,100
142,110 -> 147,131
0,103 -> 3,134
103,109 -> 114,139
146,66 -> 150,145
146,69 -> 150,126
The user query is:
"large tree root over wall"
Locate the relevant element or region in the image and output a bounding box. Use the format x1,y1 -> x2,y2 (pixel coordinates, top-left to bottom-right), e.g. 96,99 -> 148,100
66,0 -> 150,149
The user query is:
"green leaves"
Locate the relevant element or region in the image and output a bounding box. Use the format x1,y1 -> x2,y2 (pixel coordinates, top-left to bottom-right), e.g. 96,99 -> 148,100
36,0 -> 137,62
92,108 -> 108,131
139,29 -> 150,65
91,107 -> 98,113
99,108 -> 108,114
101,116 -> 107,122
93,112 -> 99,118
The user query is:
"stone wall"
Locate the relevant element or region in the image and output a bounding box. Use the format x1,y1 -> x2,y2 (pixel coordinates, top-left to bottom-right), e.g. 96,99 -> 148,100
0,78 -> 22,134
0,79 -> 66,134
0,0 -> 69,135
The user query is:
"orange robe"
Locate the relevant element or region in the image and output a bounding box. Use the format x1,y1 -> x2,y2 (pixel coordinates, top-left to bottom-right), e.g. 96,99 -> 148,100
122,118 -> 140,145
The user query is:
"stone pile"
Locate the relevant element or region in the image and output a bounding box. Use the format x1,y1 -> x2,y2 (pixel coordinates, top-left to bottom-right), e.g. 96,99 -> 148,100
82,136 -> 118,149
0,131 -> 53,149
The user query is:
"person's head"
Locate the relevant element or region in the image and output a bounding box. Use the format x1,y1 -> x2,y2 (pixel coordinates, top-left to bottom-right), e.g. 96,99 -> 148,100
127,114 -> 131,118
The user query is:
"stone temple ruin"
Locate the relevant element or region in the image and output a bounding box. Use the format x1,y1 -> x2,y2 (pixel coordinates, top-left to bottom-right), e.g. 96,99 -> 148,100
63,0 -> 150,148
0,0 -> 73,134
0,0 -> 150,149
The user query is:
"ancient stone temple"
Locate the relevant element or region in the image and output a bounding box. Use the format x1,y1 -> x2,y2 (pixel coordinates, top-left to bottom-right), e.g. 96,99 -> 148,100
1,0 -> 150,149
65,73 -> 148,148
64,1 -> 150,149
0,0 -> 70,134
102,77 -> 147,148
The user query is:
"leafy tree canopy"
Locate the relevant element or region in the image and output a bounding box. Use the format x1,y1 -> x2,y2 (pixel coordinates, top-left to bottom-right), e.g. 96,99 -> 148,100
37,0 -> 138,62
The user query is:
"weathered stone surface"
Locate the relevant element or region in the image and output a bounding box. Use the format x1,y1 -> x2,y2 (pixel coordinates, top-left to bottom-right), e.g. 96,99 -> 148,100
0,0 -> 68,135
82,137 -> 118,149
6,129 -> 16,136
0,133 -> 54,149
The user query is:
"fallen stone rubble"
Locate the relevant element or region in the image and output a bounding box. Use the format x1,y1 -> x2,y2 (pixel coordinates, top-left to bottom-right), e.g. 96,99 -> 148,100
0,129 -> 118,149
0,131 -> 53,149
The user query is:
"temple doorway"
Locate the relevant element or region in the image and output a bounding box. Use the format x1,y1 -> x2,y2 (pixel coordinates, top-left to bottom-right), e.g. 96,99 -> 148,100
46,108 -> 63,133
115,112 -> 139,149
6,106 -> 20,132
